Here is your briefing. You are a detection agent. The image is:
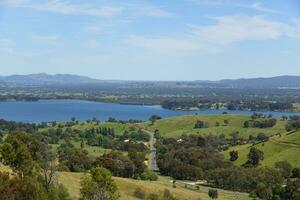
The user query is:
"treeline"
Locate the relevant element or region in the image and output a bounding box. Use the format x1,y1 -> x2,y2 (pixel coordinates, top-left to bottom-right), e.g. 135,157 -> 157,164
162,99 -> 294,112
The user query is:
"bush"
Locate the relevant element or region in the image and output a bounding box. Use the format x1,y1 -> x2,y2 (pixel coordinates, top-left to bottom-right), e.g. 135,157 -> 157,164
140,170 -> 158,181
208,189 -> 218,199
134,187 -> 146,199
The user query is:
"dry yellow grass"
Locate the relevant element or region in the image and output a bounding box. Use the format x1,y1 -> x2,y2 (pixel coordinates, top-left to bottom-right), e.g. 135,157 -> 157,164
58,172 -> 251,200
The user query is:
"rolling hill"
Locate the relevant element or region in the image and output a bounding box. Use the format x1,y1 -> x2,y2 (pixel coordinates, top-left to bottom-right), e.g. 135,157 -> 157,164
143,114 -> 287,138
223,131 -> 300,167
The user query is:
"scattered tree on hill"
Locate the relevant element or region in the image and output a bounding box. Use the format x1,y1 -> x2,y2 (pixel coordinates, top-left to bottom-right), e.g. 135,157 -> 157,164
80,167 -> 119,200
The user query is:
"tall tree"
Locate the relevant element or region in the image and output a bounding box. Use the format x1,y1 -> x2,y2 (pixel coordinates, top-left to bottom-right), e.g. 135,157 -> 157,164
80,167 -> 119,200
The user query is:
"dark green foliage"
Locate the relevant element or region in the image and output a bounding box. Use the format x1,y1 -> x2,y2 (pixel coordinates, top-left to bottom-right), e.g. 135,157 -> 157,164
292,168 -> 300,178
274,161 -> 292,178
244,118 -> 277,129
95,151 -> 135,178
244,147 -> 264,167
229,150 -> 238,161
58,144 -> 93,172
208,189 -> 218,199
140,170 -> 158,181
194,120 -> 205,128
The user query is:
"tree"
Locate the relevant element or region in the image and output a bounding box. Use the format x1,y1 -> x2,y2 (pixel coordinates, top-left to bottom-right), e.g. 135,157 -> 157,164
229,151 -> 239,162
244,147 -> 264,167
80,167 -> 119,200
208,189 -> 218,199
149,115 -> 161,125
224,119 -> 229,126
194,120 -> 205,129
0,132 -> 39,177
275,161 -> 292,178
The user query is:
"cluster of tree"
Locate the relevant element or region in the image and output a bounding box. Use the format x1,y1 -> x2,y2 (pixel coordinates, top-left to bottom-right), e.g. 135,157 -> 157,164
122,130 -> 151,142
194,120 -> 209,129
156,132 -> 300,199
285,115 -> 300,131
57,142 -> 93,172
0,119 -> 38,133
156,135 -> 231,180
227,101 -> 293,112
0,132 -> 71,200
243,118 -> 277,128
95,151 -> 157,180
162,100 -> 213,111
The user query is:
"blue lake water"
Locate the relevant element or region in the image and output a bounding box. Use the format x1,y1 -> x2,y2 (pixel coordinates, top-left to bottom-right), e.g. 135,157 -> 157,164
0,100 -> 299,123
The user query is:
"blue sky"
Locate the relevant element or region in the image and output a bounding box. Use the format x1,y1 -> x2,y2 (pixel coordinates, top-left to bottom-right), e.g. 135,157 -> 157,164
0,0 -> 300,80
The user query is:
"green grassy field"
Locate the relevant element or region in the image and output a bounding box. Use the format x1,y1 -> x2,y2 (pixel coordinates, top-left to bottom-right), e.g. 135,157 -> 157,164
223,131 -> 300,167
58,172 -> 251,200
40,122 -> 133,136
50,140 -> 113,157
142,114 -> 287,138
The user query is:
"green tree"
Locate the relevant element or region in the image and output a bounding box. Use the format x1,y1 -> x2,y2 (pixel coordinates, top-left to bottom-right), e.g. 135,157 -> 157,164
245,147 -> 264,167
80,167 -> 119,200
208,189 -> 218,199
229,151 -> 239,162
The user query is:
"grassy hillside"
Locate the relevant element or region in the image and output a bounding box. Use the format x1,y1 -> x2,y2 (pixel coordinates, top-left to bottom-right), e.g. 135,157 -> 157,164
223,131 -> 300,167
143,114 -> 286,138
58,172 -> 251,200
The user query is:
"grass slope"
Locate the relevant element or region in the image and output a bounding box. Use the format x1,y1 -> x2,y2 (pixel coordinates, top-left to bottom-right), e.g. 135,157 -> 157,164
58,172 -> 251,200
223,131 -> 300,167
143,114 -> 286,138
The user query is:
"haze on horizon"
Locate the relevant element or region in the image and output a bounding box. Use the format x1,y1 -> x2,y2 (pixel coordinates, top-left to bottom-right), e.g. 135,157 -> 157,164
0,0 -> 300,81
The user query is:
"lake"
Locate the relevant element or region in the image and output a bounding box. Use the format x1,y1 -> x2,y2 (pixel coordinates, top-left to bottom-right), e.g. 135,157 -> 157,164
0,100 -> 299,123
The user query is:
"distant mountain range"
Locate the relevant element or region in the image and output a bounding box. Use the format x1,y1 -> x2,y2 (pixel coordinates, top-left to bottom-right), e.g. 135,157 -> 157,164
1,73 -> 300,89
0,73 -> 103,85
217,76 -> 300,89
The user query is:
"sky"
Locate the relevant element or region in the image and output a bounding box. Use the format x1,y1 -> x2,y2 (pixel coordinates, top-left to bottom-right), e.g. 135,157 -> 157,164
0,0 -> 300,81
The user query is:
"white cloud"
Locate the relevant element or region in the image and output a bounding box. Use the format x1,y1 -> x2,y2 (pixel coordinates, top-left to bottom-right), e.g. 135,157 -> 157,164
239,2 -> 280,14
189,0 -> 225,6
191,15 -> 300,46
125,35 -> 199,52
0,0 -> 171,18
84,20 -> 132,34
126,15 -> 300,53
31,34 -> 58,43
82,39 -> 102,49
